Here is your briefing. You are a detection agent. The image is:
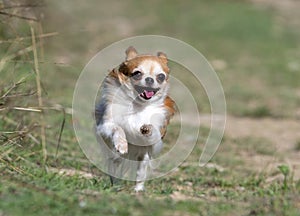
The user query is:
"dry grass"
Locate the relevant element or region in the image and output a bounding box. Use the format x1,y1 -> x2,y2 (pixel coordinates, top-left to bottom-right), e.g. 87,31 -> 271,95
0,0 -> 66,168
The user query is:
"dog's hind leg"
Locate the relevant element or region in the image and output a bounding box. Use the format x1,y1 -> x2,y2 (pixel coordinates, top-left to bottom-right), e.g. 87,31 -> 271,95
134,153 -> 151,192
107,154 -> 123,185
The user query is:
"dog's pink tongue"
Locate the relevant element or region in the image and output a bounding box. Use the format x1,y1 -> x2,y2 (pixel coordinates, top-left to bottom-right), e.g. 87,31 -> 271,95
145,90 -> 154,98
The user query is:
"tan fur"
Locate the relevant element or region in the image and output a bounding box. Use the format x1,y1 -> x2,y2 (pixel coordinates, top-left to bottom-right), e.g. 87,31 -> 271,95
122,56 -> 169,75
109,52 -> 170,85
125,46 -> 138,61
160,96 -> 176,138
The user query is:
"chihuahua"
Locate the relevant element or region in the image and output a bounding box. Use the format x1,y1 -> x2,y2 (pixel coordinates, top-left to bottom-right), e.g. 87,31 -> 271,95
95,46 -> 175,191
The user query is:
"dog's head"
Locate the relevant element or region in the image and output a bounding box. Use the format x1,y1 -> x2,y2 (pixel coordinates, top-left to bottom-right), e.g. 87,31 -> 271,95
110,46 -> 170,102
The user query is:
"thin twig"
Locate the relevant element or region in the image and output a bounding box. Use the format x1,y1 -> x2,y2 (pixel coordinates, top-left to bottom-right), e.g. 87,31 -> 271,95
0,17 -> 33,68
0,107 -> 41,112
0,11 -> 39,22
0,106 -> 72,113
55,108 -> 66,162
0,75 -> 30,99
1,123 -> 39,136
27,134 -> 40,145
0,60 -> 72,68
12,107 -> 42,112
31,25 -> 47,166
0,158 -> 28,175
0,45 -> 33,72
1,116 -> 18,126
1,122 -> 40,145
0,32 -> 59,44
1,91 -> 36,99
38,22 -> 45,61
0,4 -> 45,10
1,131 -> 28,134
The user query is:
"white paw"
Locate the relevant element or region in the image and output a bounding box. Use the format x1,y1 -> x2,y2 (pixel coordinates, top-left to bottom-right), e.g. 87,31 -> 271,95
134,182 -> 145,192
113,133 -> 128,154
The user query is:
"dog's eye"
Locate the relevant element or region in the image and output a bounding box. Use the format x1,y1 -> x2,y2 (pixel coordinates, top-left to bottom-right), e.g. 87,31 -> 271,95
131,71 -> 143,80
156,73 -> 166,83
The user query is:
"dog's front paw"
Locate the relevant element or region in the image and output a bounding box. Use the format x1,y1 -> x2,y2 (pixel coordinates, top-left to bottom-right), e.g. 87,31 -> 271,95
115,139 -> 128,154
113,131 -> 128,154
140,124 -> 153,137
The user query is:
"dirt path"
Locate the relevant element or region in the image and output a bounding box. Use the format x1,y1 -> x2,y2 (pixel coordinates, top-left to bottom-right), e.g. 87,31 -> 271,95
200,115 -> 300,179
175,112 -> 300,179
241,0 -> 300,179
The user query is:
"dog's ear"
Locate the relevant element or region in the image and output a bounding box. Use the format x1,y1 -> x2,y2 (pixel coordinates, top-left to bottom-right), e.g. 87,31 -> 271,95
118,62 -> 130,76
125,46 -> 138,61
157,52 -> 168,64
108,64 -> 129,84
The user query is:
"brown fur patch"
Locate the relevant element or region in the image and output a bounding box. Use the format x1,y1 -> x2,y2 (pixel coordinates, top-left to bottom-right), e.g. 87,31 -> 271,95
108,54 -> 169,86
160,96 -> 176,139
108,68 -> 119,79
124,56 -> 169,76
108,67 -> 128,84
157,52 -> 168,64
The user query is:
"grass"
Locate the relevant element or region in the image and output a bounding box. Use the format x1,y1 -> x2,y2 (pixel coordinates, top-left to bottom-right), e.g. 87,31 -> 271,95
1,0 -> 300,215
1,140 -> 300,216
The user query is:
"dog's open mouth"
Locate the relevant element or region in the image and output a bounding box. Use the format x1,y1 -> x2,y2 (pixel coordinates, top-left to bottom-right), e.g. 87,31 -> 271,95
134,85 -> 159,100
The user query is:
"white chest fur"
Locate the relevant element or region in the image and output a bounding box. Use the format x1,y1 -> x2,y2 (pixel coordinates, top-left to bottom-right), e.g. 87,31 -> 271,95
110,101 -> 166,146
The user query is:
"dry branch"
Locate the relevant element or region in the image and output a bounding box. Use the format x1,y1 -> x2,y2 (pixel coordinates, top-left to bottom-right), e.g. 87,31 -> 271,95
0,11 -> 39,21
30,25 -> 47,166
0,3 -> 44,10
0,32 -> 59,44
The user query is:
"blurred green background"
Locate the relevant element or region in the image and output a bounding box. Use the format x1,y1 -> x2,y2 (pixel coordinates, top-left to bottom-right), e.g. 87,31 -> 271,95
43,0 -> 300,117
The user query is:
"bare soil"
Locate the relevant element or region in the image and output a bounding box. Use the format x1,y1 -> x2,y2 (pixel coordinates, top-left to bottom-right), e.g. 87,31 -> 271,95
201,115 -> 300,180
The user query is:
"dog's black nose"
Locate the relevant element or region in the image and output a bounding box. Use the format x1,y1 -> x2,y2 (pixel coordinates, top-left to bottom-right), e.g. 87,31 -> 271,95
145,77 -> 154,86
